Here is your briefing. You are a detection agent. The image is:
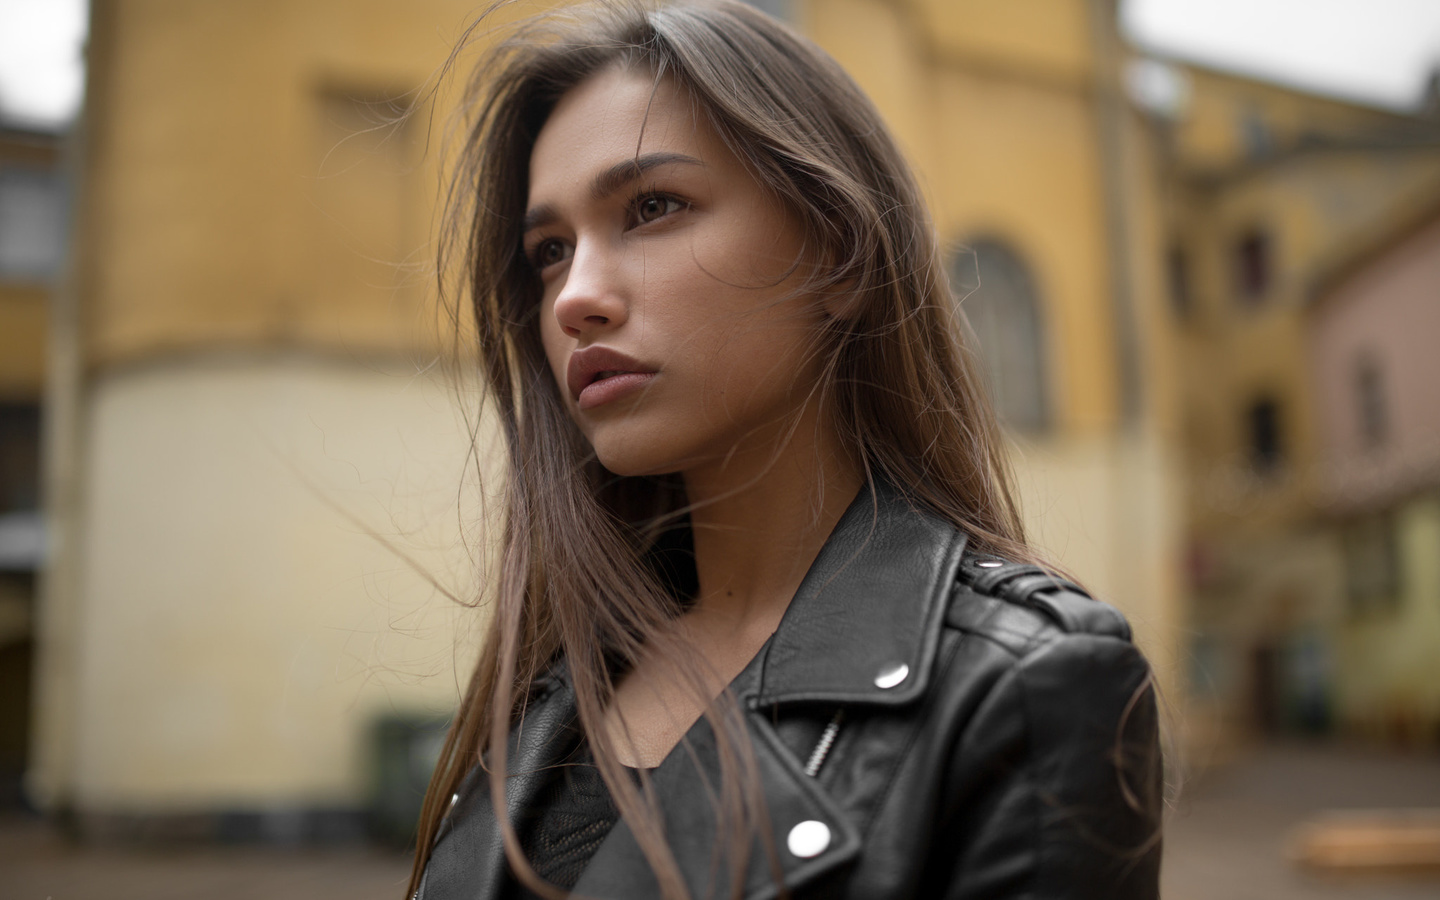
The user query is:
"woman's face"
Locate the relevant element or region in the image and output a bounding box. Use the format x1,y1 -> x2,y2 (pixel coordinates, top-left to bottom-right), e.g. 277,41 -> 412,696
525,66 -> 828,478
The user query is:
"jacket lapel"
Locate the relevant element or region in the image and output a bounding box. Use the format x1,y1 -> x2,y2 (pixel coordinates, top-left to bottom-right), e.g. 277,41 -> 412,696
756,479 -> 967,709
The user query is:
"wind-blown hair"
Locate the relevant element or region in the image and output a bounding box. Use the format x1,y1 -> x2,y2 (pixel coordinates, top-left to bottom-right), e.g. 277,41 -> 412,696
411,1 -> 1037,896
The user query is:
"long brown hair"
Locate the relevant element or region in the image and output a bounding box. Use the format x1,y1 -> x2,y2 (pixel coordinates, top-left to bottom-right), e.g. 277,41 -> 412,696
410,1 -> 1037,896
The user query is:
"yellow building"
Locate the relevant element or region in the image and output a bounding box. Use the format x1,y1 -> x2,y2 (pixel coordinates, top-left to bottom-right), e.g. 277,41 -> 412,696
31,0 -> 1194,831
1161,63 -> 1440,741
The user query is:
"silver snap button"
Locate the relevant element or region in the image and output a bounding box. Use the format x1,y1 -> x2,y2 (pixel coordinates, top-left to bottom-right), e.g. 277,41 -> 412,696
874,662 -> 909,689
787,820 -> 831,858
977,560 -> 1003,568
449,792 -> 460,809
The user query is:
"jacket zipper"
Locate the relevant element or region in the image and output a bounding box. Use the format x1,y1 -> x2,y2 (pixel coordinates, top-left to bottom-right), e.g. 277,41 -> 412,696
803,709 -> 844,777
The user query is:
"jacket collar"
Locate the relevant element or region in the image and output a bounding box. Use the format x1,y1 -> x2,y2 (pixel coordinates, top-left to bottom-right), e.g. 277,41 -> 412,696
753,478 -> 968,709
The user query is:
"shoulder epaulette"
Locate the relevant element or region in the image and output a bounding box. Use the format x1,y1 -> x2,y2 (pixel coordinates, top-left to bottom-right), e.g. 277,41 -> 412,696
957,555 -> 1132,641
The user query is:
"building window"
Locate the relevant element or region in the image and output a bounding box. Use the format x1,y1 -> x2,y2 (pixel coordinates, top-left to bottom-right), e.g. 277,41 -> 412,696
1234,227 -> 1272,304
951,238 -> 1051,434
0,404 -> 42,571
0,405 -> 39,515
1240,108 -> 1274,158
1342,513 -> 1399,613
0,167 -> 68,283
1355,354 -> 1387,450
1247,395 -> 1283,473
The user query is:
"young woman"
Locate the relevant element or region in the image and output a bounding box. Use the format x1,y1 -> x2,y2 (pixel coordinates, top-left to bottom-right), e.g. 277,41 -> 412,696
411,2 -> 1163,898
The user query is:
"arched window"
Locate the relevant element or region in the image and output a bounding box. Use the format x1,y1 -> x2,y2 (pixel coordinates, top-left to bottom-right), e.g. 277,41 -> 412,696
950,238 -> 1051,433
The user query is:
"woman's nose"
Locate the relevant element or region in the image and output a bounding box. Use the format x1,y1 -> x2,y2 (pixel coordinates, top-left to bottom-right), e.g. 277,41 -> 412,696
551,242 -> 627,338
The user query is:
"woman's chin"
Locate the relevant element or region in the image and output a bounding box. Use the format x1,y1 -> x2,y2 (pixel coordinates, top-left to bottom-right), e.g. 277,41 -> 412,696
591,438 -> 705,480
592,445 -> 679,480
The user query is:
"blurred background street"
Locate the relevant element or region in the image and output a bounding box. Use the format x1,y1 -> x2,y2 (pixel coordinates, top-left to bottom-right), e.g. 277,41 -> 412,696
2,0 -> 1439,897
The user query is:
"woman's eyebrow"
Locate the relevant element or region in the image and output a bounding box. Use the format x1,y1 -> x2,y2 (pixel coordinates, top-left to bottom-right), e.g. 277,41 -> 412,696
522,152 -> 704,234
589,151 -> 703,201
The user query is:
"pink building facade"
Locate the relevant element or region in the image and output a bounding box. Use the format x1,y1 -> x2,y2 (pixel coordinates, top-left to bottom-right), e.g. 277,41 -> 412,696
1311,212 -> 1440,511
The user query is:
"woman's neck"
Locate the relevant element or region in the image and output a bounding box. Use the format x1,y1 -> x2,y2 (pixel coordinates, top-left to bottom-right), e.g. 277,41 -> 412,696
679,410 -> 861,641
599,408 -> 860,767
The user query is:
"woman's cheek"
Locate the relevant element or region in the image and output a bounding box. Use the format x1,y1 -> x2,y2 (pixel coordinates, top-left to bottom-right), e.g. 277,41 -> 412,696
538,307 -> 573,404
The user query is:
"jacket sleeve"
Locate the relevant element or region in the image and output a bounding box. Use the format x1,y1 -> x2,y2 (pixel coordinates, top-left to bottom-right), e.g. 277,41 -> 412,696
933,632 -> 1164,900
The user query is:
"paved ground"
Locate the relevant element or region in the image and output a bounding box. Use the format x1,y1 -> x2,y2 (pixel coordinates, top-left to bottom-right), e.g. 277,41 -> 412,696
1163,742 -> 1440,900
0,818 -> 414,900
3,741 -> 1439,899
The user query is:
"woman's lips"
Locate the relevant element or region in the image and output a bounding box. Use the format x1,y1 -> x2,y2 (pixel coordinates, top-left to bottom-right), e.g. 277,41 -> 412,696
566,346 -> 657,411
577,371 -> 656,410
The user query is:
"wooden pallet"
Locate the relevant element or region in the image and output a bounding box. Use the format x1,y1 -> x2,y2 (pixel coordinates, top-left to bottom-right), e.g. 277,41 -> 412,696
1289,809 -> 1440,875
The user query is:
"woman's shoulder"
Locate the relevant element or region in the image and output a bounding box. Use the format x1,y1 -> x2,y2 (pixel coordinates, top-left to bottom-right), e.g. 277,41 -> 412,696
909,550 -> 1164,899
945,551 -> 1138,660
931,547 -> 1155,737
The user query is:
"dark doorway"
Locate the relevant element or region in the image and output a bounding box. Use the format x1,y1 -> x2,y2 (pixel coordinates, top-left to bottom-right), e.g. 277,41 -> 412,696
1251,642 -> 1281,736
0,403 -> 41,809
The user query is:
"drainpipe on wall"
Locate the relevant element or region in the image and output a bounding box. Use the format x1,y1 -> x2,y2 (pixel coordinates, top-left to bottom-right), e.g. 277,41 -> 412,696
1088,0 -> 1180,691
29,0 -> 98,817
1089,0 -> 1144,426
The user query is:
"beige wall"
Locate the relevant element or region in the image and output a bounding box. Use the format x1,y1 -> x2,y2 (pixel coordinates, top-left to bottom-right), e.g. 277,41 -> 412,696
44,357 -> 484,809
1334,496 -> 1440,737
1009,429 -> 1182,685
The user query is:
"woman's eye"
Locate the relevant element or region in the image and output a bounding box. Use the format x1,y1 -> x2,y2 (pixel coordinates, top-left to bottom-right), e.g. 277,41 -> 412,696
634,194 -> 683,225
530,238 -> 571,270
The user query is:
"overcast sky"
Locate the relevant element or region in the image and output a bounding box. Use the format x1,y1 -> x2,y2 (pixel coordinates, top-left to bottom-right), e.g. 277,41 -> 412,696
1122,0 -> 1440,110
0,0 -> 1438,129
0,0 -> 85,129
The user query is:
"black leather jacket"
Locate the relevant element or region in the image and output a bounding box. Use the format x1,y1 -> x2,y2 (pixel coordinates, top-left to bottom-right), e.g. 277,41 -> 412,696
419,482 -> 1163,899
